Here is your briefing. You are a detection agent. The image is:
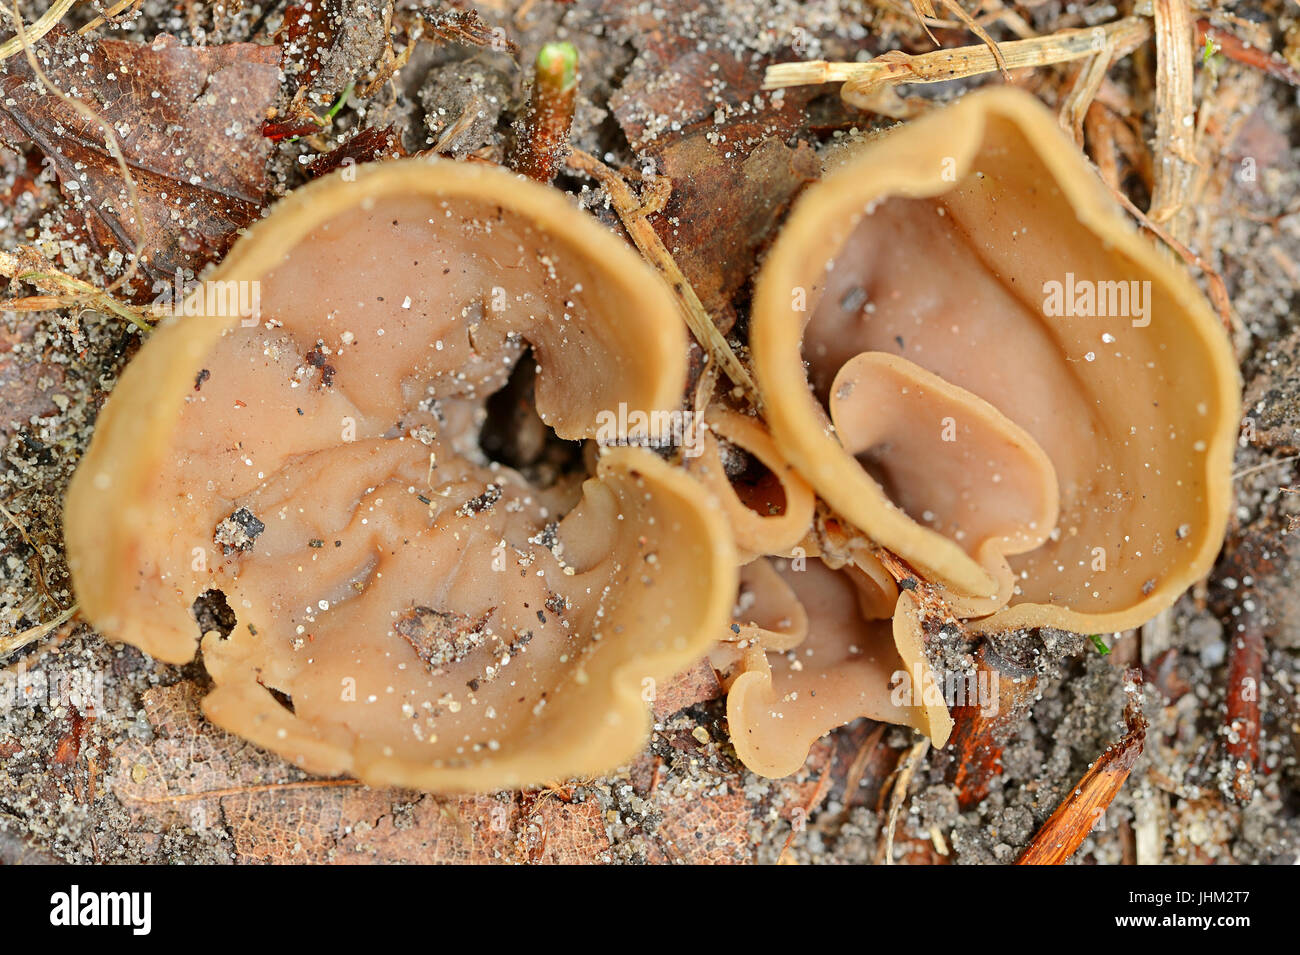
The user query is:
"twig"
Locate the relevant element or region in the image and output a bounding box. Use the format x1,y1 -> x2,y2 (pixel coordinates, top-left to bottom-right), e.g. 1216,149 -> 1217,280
1149,0 -> 1197,242
946,643 -> 1038,809
0,248 -> 152,331
1223,618 -> 1264,805
433,94 -> 485,154
77,0 -> 141,35
763,17 -> 1152,106
1085,101 -> 1153,192
0,499 -> 58,609
0,602 -> 78,660
1103,180 -> 1238,336
840,722 -> 887,816
565,148 -> 759,404
776,751 -> 835,862
880,0 -> 1032,34
1016,671 -> 1147,864
1195,18 -> 1300,88
875,736 -> 930,864
934,0 -> 1010,78
356,4 -> 418,99
906,0 -> 1010,77
1232,453 -> 1300,482
1059,43 -> 1114,144
0,0 -> 76,62
508,42 -> 578,184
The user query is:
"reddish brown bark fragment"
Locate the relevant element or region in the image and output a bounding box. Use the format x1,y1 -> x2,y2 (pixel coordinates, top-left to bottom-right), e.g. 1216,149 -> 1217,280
946,644 -> 1038,809
1196,19 -> 1300,88
1224,622 -> 1265,805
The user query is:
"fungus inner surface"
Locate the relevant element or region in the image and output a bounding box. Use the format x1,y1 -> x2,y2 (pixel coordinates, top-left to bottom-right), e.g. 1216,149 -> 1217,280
67,183 -> 729,788
800,120 -> 1228,617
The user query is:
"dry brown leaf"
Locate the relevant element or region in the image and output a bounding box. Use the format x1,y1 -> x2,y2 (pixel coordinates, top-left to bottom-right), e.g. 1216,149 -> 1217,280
109,682 -> 611,863
645,790 -> 754,864
0,29 -> 280,293
648,136 -> 819,332
0,319 -> 64,435
278,0 -> 347,100
304,124 -> 407,178
651,658 -> 723,721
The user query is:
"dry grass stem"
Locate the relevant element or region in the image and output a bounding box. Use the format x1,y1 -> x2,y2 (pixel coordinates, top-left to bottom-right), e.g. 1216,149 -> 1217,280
764,16 -> 1152,105
566,148 -> 760,405
1149,0 -> 1198,241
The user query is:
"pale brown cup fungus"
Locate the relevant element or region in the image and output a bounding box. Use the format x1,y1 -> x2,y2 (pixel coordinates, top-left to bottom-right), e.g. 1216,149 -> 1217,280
716,550 -> 952,779
64,159 -> 737,792
685,406 -> 816,563
752,87 -> 1239,636
725,87 -> 1239,779
692,406 -> 953,777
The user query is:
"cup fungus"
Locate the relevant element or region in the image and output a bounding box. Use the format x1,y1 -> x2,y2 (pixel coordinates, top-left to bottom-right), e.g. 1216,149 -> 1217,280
718,87 -> 1239,778
686,407 -> 816,563
718,552 -> 952,778
751,87 -> 1239,636
64,159 -> 736,791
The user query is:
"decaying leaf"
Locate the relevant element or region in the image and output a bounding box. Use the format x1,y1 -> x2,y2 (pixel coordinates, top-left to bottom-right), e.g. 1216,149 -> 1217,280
0,318 -> 64,434
279,0 -> 346,99
644,789 -> 754,864
651,658 -> 723,721
304,123 -> 407,178
109,681 -> 612,864
420,5 -> 519,60
600,0 -> 851,328
0,29 -> 280,292
602,0 -> 829,153
649,135 -> 818,330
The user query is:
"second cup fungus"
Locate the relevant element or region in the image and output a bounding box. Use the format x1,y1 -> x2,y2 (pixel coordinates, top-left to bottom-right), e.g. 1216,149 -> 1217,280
722,87 -> 1239,778
752,87 -> 1239,637
64,159 -> 736,791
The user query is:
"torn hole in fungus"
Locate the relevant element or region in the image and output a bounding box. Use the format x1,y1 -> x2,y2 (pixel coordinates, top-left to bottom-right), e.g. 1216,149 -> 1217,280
191,589 -> 236,641
717,435 -> 787,518
685,407 -> 816,565
477,346 -> 585,490
265,685 -> 296,715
